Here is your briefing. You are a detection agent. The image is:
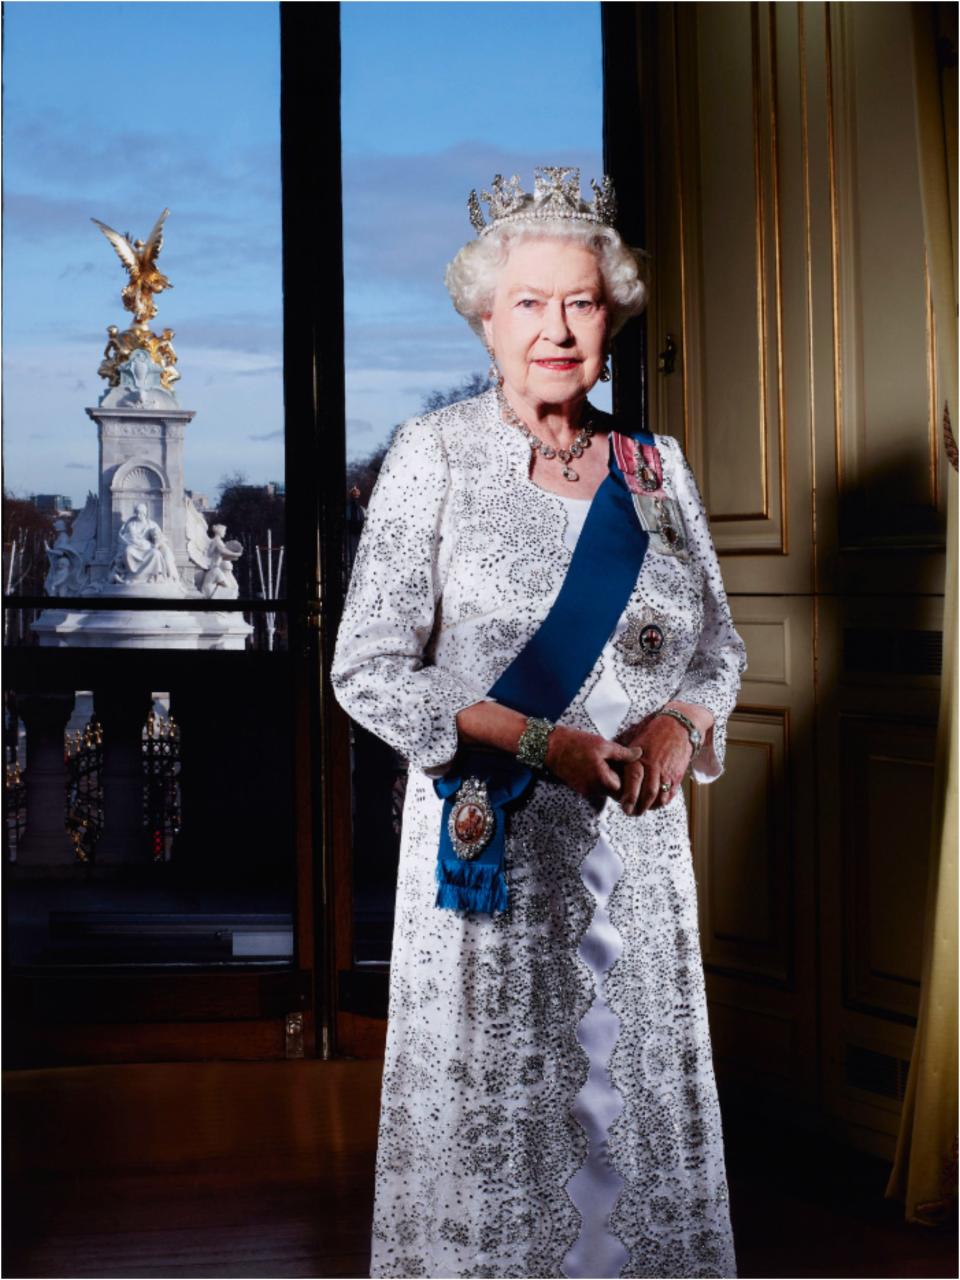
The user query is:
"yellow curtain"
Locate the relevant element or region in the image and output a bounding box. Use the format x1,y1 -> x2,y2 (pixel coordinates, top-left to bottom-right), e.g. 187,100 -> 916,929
885,2 -> 959,1227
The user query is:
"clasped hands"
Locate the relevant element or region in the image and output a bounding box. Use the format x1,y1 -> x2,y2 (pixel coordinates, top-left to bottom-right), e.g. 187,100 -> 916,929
543,713 -> 694,814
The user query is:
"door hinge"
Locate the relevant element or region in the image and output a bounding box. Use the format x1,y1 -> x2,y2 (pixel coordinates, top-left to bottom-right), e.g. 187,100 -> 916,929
658,333 -> 678,375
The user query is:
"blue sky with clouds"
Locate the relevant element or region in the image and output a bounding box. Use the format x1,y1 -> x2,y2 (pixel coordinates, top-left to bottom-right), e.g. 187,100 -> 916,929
4,1 -> 603,502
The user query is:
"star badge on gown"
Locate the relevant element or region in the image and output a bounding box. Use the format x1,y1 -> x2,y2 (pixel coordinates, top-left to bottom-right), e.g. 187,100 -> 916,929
616,606 -> 673,666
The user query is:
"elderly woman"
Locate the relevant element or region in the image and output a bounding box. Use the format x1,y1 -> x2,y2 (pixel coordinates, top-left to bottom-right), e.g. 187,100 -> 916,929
332,166 -> 746,1280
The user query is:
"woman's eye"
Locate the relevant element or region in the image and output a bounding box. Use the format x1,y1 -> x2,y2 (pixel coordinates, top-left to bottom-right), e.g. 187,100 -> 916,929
517,298 -> 539,309
570,300 -> 595,311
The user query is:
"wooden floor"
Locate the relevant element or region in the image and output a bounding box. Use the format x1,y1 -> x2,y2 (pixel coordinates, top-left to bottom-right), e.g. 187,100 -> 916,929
3,1061 -> 955,1279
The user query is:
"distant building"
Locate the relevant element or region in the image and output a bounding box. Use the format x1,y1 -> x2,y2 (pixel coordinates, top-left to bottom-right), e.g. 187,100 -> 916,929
185,490 -> 213,515
265,481 -> 285,497
30,494 -> 73,516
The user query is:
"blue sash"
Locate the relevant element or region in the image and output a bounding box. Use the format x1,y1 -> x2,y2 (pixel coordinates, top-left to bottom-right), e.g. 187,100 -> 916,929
434,427 -> 655,914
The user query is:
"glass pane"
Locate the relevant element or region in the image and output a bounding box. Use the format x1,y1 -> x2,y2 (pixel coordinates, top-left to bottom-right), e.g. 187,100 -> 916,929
2,2 -> 285,652
341,1 -> 607,964
2,4 -> 295,974
4,682 -> 295,967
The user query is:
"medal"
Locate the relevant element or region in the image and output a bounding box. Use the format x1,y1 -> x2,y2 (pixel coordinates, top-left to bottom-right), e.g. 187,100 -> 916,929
631,493 -> 689,559
655,498 -> 686,553
612,434 -> 665,496
448,777 -> 495,860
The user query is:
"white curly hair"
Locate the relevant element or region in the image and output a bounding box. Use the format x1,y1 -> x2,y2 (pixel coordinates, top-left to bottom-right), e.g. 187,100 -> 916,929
444,221 -> 649,340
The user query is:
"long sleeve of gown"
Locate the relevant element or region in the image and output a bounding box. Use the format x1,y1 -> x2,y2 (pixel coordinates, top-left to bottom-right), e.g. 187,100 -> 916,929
667,438 -> 748,784
331,416 -> 489,775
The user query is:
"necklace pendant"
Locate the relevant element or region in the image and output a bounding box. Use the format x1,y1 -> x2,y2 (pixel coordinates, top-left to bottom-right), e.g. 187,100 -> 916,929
562,464 -> 579,482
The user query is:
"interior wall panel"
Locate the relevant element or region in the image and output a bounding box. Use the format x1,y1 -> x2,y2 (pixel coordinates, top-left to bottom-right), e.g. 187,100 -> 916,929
684,4 -> 788,554
660,3 -> 816,592
646,0 -> 947,1157
695,4 -> 774,526
697,714 -> 789,981
690,595 -> 819,1105
814,591 -> 941,1148
829,4 -> 944,560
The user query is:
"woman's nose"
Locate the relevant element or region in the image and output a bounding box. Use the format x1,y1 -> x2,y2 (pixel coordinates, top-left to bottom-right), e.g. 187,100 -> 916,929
541,300 -> 572,344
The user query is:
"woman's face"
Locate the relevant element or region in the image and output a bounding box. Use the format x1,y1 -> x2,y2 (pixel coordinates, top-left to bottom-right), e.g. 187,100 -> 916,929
481,237 -> 609,411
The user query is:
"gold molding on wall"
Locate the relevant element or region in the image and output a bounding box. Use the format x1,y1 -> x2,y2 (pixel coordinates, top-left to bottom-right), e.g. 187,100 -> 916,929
925,249 -> 940,509
825,0 -> 844,496
671,4 -> 691,459
799,3 -> 821,597
768,1 -> 789,554
752,2 -> 771,522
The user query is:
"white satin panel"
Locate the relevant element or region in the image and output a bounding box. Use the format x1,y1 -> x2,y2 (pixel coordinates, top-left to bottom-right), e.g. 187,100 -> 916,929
557,493 -> 634,1278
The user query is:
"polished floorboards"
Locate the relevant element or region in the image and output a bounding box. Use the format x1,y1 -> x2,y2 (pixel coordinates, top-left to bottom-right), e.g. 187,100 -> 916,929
3,1061 -> 956,1279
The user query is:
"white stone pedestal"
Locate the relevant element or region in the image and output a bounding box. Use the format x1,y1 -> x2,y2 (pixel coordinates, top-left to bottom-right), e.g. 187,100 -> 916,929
32,608 -> 253,651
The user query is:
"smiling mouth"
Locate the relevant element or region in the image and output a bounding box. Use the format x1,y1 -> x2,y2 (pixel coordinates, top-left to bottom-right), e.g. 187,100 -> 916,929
534,359 -> 580,369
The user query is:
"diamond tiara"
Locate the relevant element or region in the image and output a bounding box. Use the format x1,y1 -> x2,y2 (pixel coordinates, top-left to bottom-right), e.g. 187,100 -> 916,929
468,166 -> 617,237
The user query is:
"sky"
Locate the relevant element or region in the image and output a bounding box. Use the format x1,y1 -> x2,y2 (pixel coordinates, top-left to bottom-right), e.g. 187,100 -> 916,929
3,0 -> 605,505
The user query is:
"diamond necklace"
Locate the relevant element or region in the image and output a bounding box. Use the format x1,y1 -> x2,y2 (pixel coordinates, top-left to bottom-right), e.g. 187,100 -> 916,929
496,388 -> 596,482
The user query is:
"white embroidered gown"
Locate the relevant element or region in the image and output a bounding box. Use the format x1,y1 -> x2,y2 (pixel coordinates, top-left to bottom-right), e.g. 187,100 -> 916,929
331,388 -> 747,1279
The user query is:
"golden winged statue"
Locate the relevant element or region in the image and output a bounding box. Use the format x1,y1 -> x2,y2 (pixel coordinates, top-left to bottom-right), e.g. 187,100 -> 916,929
91,208 -> 173,324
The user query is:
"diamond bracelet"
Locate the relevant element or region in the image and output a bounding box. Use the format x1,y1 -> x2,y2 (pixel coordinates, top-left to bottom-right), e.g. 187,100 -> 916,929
517,716 -> 555,772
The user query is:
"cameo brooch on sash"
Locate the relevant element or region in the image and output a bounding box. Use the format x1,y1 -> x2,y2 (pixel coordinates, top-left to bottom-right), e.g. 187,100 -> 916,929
617,606 -> 673,666
448,777 -> 495,860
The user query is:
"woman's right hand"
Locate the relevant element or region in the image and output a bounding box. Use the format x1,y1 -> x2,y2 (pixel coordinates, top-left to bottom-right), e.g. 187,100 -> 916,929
544,725 -> 643,802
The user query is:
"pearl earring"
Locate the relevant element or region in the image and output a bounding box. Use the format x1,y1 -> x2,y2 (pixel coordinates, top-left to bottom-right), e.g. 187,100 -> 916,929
487,352 -> 503,387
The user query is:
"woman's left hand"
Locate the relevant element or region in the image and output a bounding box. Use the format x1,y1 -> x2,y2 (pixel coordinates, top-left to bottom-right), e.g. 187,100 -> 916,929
618,714 -> 693,815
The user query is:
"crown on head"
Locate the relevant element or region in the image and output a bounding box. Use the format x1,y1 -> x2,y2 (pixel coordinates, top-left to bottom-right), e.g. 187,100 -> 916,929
468,166 -> 617,237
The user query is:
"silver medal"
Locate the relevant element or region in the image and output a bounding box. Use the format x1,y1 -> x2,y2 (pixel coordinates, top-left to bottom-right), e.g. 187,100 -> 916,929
631,493 -> 690,559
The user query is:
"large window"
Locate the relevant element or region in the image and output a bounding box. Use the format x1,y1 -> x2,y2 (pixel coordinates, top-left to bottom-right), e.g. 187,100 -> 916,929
3,2 -> 286,647
2,4 -> 301,1039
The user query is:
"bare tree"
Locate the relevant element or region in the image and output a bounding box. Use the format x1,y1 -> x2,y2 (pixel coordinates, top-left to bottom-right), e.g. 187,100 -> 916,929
2,490 -> 55,597
346,372 -> 491,504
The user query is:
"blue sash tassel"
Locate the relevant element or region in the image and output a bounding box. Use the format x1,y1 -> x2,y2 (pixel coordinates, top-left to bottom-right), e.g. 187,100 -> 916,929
434,753 -> 532,913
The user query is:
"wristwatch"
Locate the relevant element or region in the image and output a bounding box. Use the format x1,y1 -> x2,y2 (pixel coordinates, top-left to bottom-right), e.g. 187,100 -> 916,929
654,707 -> 702,754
